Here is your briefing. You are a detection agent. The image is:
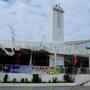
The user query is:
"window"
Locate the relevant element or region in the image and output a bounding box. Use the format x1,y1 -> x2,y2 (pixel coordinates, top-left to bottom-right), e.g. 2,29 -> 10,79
32,53 -> 49,66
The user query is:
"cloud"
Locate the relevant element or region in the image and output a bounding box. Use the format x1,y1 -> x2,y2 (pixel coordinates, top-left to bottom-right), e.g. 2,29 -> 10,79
59,0 -> 90,41
0,0 -> 90,42
0,0 -> 55,42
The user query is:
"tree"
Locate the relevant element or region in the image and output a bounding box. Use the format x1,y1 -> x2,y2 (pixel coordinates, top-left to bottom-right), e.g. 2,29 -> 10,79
3,74 -> 8,83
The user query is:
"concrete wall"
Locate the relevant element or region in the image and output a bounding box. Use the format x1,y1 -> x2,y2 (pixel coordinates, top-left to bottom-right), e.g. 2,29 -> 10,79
52,4 -> 64,43
49,54 -> 64,67
55,55 -> 64,67
75,74 -> 90,85
0,72 -> 64,82
49,55 -> 55,67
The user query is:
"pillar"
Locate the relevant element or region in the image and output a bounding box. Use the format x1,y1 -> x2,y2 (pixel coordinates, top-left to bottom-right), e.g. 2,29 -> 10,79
89,57 -> 90,68
54,53 -> 57,67
29,51 -> 32,66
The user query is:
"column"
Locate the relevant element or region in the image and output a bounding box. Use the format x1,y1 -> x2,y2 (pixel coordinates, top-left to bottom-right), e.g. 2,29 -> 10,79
29,51 -> 32,66
54,53 -> 57,67
89,57 -> 90,68
49,55 -> 54,67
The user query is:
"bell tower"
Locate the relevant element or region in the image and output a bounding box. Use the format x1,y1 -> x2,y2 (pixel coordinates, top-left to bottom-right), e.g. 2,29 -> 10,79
52,3 -> 64,44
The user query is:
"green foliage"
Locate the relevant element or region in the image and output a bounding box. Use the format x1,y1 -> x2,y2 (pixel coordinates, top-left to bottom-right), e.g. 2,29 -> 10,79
3,74 -> 8,83
65,60 -> 74,74
12,78 -> 16,83
20,78 -> 30,83
48,80 -> 51,83
80,68 -> 87,74
25,78 -> 30,83
52,77 -> 58,83
25,78 -> 28,82
65,67 -> 73,74
31,74 -> 42,83
20,78 -> 25,83
63,74 -> 73,83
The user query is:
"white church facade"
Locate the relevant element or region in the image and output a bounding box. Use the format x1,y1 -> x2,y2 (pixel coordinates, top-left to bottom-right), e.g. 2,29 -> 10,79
0,3 -> 90,77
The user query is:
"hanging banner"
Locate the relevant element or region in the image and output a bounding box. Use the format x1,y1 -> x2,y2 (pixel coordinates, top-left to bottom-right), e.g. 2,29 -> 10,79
72,55 -> 77,65
50,67 -> 59,75
10,65 -> 19,73
3,65 -> 60,75
19,66 -> 32,73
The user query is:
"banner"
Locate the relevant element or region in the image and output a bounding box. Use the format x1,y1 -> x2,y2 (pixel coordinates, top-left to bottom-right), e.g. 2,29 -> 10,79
10,65 -> 19,73
19,66 -> 32,73
3,65 -> 60,75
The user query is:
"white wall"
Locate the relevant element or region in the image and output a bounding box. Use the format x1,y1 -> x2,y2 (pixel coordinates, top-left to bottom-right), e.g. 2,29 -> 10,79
0,72 -> 33,82
49,55 -> 55,67
74,74 -> 90,85
55,55 -> 64,67
0,72 -> 64,82
52,4 -> 64,43
49,54 -> 64,67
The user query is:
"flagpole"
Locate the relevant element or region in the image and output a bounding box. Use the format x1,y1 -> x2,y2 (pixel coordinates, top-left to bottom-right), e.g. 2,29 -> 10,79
54,52 -> 56,67
29,51 -> 32,66
54,45 -> 57,67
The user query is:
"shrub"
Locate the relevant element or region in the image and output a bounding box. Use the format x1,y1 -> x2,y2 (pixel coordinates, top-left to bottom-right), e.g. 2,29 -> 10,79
63,74 -> 73,83
80,68 -> 87,74
25,78 -> 30,83
20,78 -> 25,83
12,78 -> 16,83
3,74 -> 8,83
52,77 -> 58,83
31,74 -> 42,83
48,80 -> 51,83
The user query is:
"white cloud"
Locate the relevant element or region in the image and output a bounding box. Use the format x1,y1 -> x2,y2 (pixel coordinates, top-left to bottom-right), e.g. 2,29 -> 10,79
59,0 -> 90,41
0,0 -> 90,42
0,0 -> 55,41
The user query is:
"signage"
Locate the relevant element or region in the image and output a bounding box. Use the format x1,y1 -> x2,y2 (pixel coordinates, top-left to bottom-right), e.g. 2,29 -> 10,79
3,65 -> 60,75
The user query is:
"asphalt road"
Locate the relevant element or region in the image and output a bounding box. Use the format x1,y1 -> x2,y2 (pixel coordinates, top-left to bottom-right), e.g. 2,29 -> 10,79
0,86 -> 90,90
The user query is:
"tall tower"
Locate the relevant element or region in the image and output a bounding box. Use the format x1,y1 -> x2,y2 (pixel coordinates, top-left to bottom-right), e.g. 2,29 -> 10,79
52,3 -> 64,44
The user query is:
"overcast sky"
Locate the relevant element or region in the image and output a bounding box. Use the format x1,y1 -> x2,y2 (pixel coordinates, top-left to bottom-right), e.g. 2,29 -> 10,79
60,0 -> 90,41
0,0 -> 90,42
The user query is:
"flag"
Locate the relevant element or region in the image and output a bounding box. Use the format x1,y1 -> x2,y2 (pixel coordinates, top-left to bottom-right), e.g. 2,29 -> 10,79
10,26 -> 16,37
72,55 -> 77,65
11,36 -> 15,43
10,26 -> 16,49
